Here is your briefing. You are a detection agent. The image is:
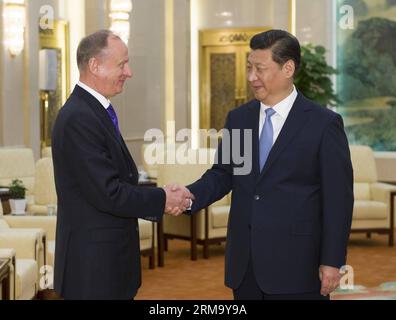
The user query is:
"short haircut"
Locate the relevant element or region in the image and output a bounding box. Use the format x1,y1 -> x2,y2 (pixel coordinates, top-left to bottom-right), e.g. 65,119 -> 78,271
250,29 -> 301,75
76,30 -> 121,71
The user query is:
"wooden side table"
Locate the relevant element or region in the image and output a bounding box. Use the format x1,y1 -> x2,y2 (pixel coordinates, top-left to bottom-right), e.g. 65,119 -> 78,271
138,180 -> 165,267
0,190 -> 12,215
390,191 -> 395,247
0,258 -> 11,300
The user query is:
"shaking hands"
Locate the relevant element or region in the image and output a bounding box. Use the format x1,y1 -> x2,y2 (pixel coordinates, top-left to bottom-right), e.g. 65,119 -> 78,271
163,184 -> 195,216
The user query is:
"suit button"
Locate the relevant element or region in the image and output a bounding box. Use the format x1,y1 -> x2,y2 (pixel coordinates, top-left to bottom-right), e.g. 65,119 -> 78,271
129,173 -> 133,178
254,195 -> 260,201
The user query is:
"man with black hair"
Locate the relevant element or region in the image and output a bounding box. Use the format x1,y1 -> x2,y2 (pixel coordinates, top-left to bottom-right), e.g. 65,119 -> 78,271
182,29 -> 354,300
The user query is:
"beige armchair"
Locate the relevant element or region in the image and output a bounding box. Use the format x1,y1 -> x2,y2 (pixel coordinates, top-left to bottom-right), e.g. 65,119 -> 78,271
3,216 -> 56,268
141,143 -> 184,180
27,158 -> 57,216
0,232 -> 39,300
157,149 -> 230,260
0,148 -> 36,214
3,215 -> 154,272
350,145 -> 396,246
139,219 -> 155,269
0,218 -> 46,291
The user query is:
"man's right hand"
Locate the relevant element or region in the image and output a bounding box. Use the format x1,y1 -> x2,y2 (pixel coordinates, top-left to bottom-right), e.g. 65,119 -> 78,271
163,184 -> 194,216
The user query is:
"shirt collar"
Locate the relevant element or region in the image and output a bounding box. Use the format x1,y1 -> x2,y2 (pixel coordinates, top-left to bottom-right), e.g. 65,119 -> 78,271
260,86 -> 298,118
77,81 -> 111,110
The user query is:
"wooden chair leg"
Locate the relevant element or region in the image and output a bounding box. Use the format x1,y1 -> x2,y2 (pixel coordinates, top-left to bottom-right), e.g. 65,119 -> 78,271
203,240 -> 209,259
164,237 -> 168,252
149,255 -> 155,269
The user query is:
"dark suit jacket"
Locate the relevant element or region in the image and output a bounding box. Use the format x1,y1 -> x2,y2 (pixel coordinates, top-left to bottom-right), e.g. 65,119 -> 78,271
52,85 -> 166,300
188,93 -> 354,294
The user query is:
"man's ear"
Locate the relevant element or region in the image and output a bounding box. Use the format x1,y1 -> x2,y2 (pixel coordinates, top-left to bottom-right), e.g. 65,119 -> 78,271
283,60 -> 296,79
88,57 -> 100,76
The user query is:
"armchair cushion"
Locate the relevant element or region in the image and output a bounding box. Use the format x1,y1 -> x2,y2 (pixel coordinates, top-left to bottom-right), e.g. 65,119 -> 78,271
31,158 -> 57,206
0,232 -> 38,260
350,145 -> 378,183
138,219 -> 152,241
353,201 -> 388,220
0,148 -> 35,195
211,206 -> 230,228
354,183 -> 371,201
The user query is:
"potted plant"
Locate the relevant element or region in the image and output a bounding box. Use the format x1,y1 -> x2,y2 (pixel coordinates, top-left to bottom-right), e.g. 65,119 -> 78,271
8,179 -> 27,215
295,44 -> 339,107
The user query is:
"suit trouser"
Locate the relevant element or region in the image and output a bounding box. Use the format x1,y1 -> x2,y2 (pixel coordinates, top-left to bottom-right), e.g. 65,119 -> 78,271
233,252 -> 329,301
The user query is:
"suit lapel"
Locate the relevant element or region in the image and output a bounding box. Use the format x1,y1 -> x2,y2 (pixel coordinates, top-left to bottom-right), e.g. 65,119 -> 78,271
255,93 -> 312,185
245,100 -> 261,180
73,86 -> 136,170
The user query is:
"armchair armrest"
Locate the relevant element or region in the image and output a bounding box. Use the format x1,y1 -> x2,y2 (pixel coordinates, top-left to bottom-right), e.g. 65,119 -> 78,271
0,248 -> 16,260
371,183 -> 396,203
3,216 -> 56,241
0,232 -> 38,260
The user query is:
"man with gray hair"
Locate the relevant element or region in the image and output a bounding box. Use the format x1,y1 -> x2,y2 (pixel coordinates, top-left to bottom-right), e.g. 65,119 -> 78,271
52,30 -> 193,300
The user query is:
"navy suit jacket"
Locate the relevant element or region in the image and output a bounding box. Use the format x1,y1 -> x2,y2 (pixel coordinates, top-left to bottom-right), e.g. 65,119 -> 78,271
188,93 -> 354,294
52,85 -> 166,299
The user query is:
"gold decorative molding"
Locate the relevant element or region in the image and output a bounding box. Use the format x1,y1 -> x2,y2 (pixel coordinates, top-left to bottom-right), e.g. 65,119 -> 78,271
200,27 -> 268,47
39,20 -> 70,103
39,20 -> 70,148
23,0 -> 30,148
165,0 -> 175,132
199,27 -> 270,132
0,3 -> 4,145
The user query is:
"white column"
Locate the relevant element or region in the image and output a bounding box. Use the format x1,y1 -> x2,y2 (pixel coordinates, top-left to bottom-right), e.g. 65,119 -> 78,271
58,0 -> 86,88
165,0 -> 175,138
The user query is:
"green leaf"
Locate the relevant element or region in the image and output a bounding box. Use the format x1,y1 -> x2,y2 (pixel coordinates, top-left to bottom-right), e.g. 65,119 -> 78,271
295,43 -> 338,107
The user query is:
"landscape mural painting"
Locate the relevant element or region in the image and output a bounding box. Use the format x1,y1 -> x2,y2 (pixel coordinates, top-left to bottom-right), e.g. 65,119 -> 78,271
337,0 -> 396,151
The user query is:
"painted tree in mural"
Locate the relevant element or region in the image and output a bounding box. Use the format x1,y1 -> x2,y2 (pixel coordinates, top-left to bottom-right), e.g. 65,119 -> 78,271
340,17 -> 396,102
339,16 -> 396,151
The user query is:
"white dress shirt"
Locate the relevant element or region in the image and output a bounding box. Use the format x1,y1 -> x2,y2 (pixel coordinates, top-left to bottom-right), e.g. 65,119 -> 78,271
259,86 -> 298,145
77,81 -> 111,110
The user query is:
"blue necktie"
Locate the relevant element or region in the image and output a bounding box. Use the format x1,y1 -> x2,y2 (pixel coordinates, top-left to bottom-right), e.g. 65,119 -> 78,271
259,108 -> 276,172
106,104 -> 120,135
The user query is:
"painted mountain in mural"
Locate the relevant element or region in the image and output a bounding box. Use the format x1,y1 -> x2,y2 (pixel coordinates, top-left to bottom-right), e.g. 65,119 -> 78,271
339,17 -> 396,102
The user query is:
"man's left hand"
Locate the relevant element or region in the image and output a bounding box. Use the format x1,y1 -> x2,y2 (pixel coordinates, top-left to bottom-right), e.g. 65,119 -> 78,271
319,265 -> 341,296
